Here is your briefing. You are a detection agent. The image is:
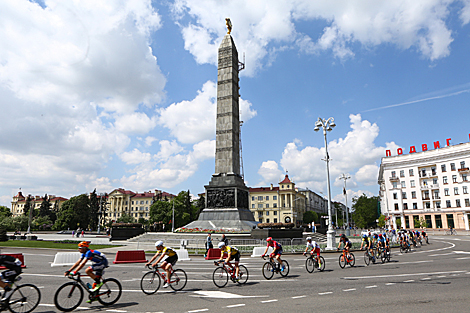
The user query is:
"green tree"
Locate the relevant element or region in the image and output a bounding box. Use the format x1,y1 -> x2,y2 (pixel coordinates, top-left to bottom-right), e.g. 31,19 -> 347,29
38,194 -> 52,218
195,194 -> 205,218
419,217 -> 427,229
89,189 -> 100,230
53,194 -> 90,230
351,194 -> 379,229
0,206 -> 12,218
33,216 -> 53,230
149,200 -> 172,230
303,211 -> 318,224
185,189 -> 193,221
117,213 -> 136,223
23,195 -> 33,217
378,214 -> 386,228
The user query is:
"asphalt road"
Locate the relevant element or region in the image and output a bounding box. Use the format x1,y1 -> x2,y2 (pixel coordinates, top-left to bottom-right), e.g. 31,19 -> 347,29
2,236 -> 470,313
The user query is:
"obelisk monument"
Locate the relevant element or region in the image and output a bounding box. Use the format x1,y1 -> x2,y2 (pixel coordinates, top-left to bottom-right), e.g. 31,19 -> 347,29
183,19 -> 257,232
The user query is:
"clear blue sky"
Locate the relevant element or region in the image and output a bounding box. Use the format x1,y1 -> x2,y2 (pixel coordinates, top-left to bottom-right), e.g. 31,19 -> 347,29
1,0 -> 470,207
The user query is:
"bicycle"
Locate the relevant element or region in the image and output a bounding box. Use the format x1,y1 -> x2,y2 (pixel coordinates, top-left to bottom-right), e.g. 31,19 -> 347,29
338,249 -> 355,269
54,272 -> 122,312
399,242 -> 411,253
140,264 -> 187,294
261,256 -> 289,279
0,276 -> 41,313
363,248 -> 375,266
212,260 -> 248,288
445,229 -> 457,235
304,254 -> 325,273
378,246 -> 391,263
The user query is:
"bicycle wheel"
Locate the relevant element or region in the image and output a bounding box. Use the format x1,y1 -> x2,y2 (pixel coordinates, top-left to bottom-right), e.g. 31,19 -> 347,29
140,271 -> 161,295
381,250 -> 387,263
279,260 -> 289,277
213,267 -> 229,288
8,284 -> 41,313
348,253 -> 355,267
386,250 -> 391,262
339,255 -> 346,269
262,262 -> 274,280
237,265 -> 249,284
317,256 -> 326,272
54,282 -> 84,312
169,269 -> 187,291
97,278 -> 121,306
400,246 -> 404,254
364,252 -> 370,266
305,257 -> 315,273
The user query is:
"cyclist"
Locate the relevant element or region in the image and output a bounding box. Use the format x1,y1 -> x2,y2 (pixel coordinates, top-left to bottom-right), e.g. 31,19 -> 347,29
337,234 -> 352,259
146,241 -> 178,288
217,241 -> 240,281
360,234 -> 375,262
261,237 -> 285,271
65,241 -> 108,301
376,234 -> 386,253
0,255 -> 22,301
383,232 -> 391,254
303,237 -> 322,267
422,230 -> 428,243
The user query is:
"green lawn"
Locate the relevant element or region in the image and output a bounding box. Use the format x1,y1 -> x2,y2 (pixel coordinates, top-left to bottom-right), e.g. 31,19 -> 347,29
0,240 -> 119,250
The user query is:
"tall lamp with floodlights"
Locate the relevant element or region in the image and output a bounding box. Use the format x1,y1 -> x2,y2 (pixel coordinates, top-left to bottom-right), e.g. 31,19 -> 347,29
314,117 -> 336,250
339,173 -> 351,236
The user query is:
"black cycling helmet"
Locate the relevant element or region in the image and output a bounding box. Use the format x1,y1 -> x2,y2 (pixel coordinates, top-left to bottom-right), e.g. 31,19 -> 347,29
341,234 -> 346,238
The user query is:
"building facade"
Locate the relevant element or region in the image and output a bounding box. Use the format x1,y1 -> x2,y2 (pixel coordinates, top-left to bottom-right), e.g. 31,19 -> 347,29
11,191 -> 68,217
249,174 -> 306,226
106,188 -> 176,223
297,188 -> 328,214
378,142 -> 470,230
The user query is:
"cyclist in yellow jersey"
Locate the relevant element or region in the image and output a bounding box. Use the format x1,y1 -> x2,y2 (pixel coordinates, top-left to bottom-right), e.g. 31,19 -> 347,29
218,241 -> 240,281
146,241 -> 178,288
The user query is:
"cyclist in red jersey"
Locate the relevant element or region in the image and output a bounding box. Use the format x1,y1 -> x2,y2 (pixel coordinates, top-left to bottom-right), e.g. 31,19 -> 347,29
261,237 -> 285,272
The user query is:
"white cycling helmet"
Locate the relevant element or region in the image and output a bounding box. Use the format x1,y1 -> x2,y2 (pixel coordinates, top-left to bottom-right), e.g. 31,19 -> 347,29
306,237 -> 312,241
155,240 -> 164,247
218,241 -> 226,249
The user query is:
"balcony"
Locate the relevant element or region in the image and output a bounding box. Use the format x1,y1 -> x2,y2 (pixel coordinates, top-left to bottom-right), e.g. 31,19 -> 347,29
422,197 -> 430,200
458,167 -> 469,173
389,176 -> 399,182
420,184 -> 439,190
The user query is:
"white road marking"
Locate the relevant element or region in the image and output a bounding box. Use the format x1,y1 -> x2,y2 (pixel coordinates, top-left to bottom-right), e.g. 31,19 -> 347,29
188,309 -> 209,313
227,304 -> 246,308
191,291 -> 268,299
456,257 -> 470,260
385,283 -> 396,286
292,295 -> 306,299
403,280 -> 415,283
365,285 -> 377,288
343,270 -> 465,280
421,278 -> 431,280
106,310 -> 127,312
343,288 -> 356,292
319,292 -> 333,295
261,299 -> 278,303
437,276 -> 446,278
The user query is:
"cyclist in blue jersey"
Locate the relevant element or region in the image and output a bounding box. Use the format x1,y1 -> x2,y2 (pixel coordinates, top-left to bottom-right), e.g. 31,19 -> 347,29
65,241 -> 108,297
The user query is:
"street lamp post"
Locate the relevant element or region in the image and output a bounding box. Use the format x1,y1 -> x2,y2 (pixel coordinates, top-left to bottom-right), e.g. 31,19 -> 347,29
314,117 -> 336,250
339,173 -> 351,236
172,198 -> 175,233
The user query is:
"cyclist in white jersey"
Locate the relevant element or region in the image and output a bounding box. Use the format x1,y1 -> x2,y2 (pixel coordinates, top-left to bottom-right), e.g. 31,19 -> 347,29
303,237 -> 322,266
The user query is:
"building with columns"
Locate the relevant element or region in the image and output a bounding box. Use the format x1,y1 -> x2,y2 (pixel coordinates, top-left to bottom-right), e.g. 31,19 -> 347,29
378,142 -> 470,230
11,191 -> 68,217
249,174 -> 306,226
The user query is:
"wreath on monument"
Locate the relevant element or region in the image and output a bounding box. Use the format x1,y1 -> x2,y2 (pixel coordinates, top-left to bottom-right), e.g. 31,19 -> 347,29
257,223 -> 295,229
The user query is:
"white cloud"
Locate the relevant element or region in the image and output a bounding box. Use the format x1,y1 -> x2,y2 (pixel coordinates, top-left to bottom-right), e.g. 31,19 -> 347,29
158,80 -> 257,144
172,0 -> 460,74
257,160 -> 284,186
156,140 -> 184,162
120,149 -> 152,165
257,114 -> 399,194
115,113 -> 158,135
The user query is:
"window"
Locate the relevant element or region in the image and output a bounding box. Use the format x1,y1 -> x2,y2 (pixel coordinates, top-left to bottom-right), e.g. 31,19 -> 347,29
252,204 -> 255,208
273,196 -> 277,200
403,203 -> 408,210
401,181 -> 406,188
273,211 -> 277,215
431,167 -> 436,176
391,171 -> 396,178
456,199 -> 461,207
258,196 -> 263,200
454,187 -> 459,195
409,169 -> 414,176
274,218 -> 278,223
421,169 -> 426,177
463,174 -> 468,181
258,204 -> 263,208
444,188 -> 449,196
423,180 -> 428,186
402,192 -> 407,199
435,215 -> 442,228
425,202 -> 431,209
452,175 -> 457,183
400,170 -> 405,177
266,218 -> 270,223
146,200 -> 148,204
465,199 -> 470,207
461,161 -> 466,169
394,203 -> 399,211
413,203 -> 417,210
447,214 -> 454,228
443,176 -> 448,184
392,182 -> 398,188
441,164 -> 446,172
252,196 -> 255,201
393,193 -> 398,200
423,190 -> 429,199
433,178 -> 438,185
132,201 -> 134,205
436,201 -> 441,209
464,186 -> 468,194
451,163 -> 456,171
410,180 -> 415,187
412,191 -> 416,199
433,190 -> 440,199
266,196 -> 269,200
266,211 -> 269,216
140,201 -> 144,204
446,200 -> 451,208
273,203 -> 277,208
266,204 -> 269,208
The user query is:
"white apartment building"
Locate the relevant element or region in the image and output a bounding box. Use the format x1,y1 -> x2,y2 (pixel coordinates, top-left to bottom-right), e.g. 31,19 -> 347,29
378,142 -> 470,230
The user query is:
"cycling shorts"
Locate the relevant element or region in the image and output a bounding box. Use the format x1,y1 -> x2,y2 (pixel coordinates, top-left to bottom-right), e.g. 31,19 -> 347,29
311,247 -> 321,256
270,248 -> 283,257
1,267 -> 21,283
230,252 -> 240,262
90,259 -> 108,277
164,254 -> 178,266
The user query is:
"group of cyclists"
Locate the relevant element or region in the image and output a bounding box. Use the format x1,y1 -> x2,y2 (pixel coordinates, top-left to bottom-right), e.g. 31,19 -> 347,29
0,229 -> 430,307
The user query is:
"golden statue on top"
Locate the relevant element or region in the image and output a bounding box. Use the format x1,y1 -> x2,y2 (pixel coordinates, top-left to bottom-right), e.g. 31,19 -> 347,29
225,18 -> 232,34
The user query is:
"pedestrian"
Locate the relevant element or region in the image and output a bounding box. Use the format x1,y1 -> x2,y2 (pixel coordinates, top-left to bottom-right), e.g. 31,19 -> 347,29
81,230 -> 85,237
76,228 -> 80,238
221,234 -> 229,246
72,230 -> 75,237
205,233 -> 213,257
